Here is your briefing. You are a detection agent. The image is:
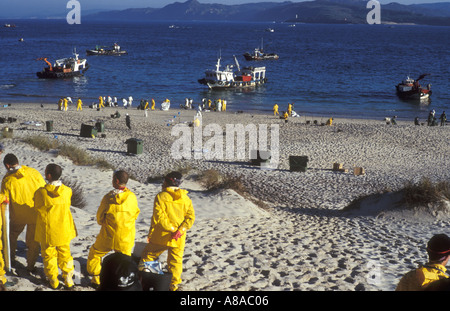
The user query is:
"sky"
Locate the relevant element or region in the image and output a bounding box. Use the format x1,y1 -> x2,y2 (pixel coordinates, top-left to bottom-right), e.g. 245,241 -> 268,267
1,0 -> 449,18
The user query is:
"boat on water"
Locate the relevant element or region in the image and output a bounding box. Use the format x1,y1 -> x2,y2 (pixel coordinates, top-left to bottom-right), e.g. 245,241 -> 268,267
86,43 -> 127,56
198,56 -> 267,90
395,74 -> 432,102
36,50 -> 89,79
243,39 -> 279,61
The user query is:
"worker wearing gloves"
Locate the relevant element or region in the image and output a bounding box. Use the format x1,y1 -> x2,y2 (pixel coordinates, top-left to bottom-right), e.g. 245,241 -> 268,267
1,154 -> 46,272
33,164 -> 77,289
87,170 -> 140,287
139,171 -> 195,291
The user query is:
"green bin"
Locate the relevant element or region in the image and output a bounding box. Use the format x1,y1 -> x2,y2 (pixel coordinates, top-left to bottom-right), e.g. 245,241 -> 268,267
46,121 -> 53,132
289,156 -> 309,172
126,138 -> 143,155
80,124 -> 98,138
95,121 -> 104,133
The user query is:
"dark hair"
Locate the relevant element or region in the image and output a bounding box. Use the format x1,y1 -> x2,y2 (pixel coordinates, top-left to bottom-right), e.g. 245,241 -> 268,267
45,163 -> 62,180
3,153 -> 18,166
164,171 -> 182,187
427,234 -> 450,262
114,170 -> 129,185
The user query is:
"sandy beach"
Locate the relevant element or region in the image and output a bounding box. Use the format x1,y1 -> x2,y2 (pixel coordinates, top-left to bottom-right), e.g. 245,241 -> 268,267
0,101 -> 449,292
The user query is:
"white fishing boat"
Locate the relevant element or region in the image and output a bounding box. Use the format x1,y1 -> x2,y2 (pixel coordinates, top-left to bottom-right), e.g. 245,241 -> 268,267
36,49 -> 89,79
198,55 -> 267,90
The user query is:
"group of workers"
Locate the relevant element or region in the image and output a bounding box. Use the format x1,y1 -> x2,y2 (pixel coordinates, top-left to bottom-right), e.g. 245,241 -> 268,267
424,110 -> 447,126
199,98 -> 227,112
58,97 -> 83,111
0,152 -> 195,291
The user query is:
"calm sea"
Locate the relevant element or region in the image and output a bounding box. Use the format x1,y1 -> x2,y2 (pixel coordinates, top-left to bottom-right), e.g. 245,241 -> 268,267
0,19 -> 449,121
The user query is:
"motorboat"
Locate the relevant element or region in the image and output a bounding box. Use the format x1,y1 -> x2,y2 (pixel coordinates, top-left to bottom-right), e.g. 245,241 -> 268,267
243,38 -> 279,61
86,43 -> 127,56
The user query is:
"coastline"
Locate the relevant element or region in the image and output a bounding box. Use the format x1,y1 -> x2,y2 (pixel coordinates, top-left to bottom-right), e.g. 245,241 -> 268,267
0,101 -> 449,291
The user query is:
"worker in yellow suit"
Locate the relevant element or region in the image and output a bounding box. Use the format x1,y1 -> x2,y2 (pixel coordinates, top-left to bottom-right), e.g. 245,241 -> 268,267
33,164 -> 77,289
98,96 -> 104,108
222,99 -> 227,111
151,99 -> 156,111
287,103 -> 292,116
273,103 -> 279,116
0,193 -> 9,285
1,154 -> 46,272
87,170 -> 140,287
58,98 -> 63,111
76,98 -> 83,111
139,171 -> 195,291
63,97 -> 68,111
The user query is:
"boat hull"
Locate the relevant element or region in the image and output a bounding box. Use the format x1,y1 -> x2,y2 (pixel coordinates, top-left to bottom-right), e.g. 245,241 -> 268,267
198,78 -> 267,90
36,65 -> 89,79
86,49 -> 127,56
243,53 -> 279,61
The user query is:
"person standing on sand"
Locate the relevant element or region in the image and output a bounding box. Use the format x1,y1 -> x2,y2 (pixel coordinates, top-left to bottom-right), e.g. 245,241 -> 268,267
76,98 -> 83,111
0,193 -> 10,286
33,164 -> 77,289
139,171 -> 195,291
86,170 -> 140,288
440,111 -> 446,126
273,103 -> 279,116
126,114 -> 131,130
396,233 -> 450,291
1,154 -> 46,272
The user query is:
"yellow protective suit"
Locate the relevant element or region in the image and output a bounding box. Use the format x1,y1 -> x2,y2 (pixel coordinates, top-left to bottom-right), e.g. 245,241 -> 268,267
87,188 -> 140,283
273,104 -> 279,116
396,263 -> 449,291
77,99 -> 83,111
99,96 -> 104,108
1,166 -> 46,269
0,194 -> 7,284
34,183 -> 77,288
140,187 -> 195,290
58,98 -> 63,111
287,103 -> 292,116
63,98 -> 68,111
151,99 -> 155,111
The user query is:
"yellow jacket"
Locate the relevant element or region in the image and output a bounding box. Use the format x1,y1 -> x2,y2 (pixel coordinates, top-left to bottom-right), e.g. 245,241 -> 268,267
33,183 -> 77,246
0,194 -> 7,251
1,166 -> 46,225
396,263 -> 449,291
148,187 -> 195,248
96,188 -> 140,252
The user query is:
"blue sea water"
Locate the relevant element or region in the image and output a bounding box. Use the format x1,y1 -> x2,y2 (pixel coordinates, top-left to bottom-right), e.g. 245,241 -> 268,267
0,19 -> 449,121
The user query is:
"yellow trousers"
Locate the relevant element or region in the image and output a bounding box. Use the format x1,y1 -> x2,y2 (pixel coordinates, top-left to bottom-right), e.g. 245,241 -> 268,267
86,241 -> 132,279
10,223 -> 40,270
0,254 -> 6,284
40,243 -> 74,286
141,242 -> 185,289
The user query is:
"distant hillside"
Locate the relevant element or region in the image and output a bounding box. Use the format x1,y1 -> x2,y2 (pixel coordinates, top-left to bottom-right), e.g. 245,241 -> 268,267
84,0 -> 450,26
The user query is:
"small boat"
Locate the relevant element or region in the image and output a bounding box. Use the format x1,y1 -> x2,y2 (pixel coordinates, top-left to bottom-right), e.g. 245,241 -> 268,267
36,50 -> 89,79
243,39 -> 279,61
198,55 -> 267,90
265,28 -> 274,32
86,43 -> 127,56
395,74 -> 432,102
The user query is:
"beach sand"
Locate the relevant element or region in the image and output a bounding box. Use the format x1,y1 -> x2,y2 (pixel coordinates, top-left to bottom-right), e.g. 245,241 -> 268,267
0,102 -> 449,291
